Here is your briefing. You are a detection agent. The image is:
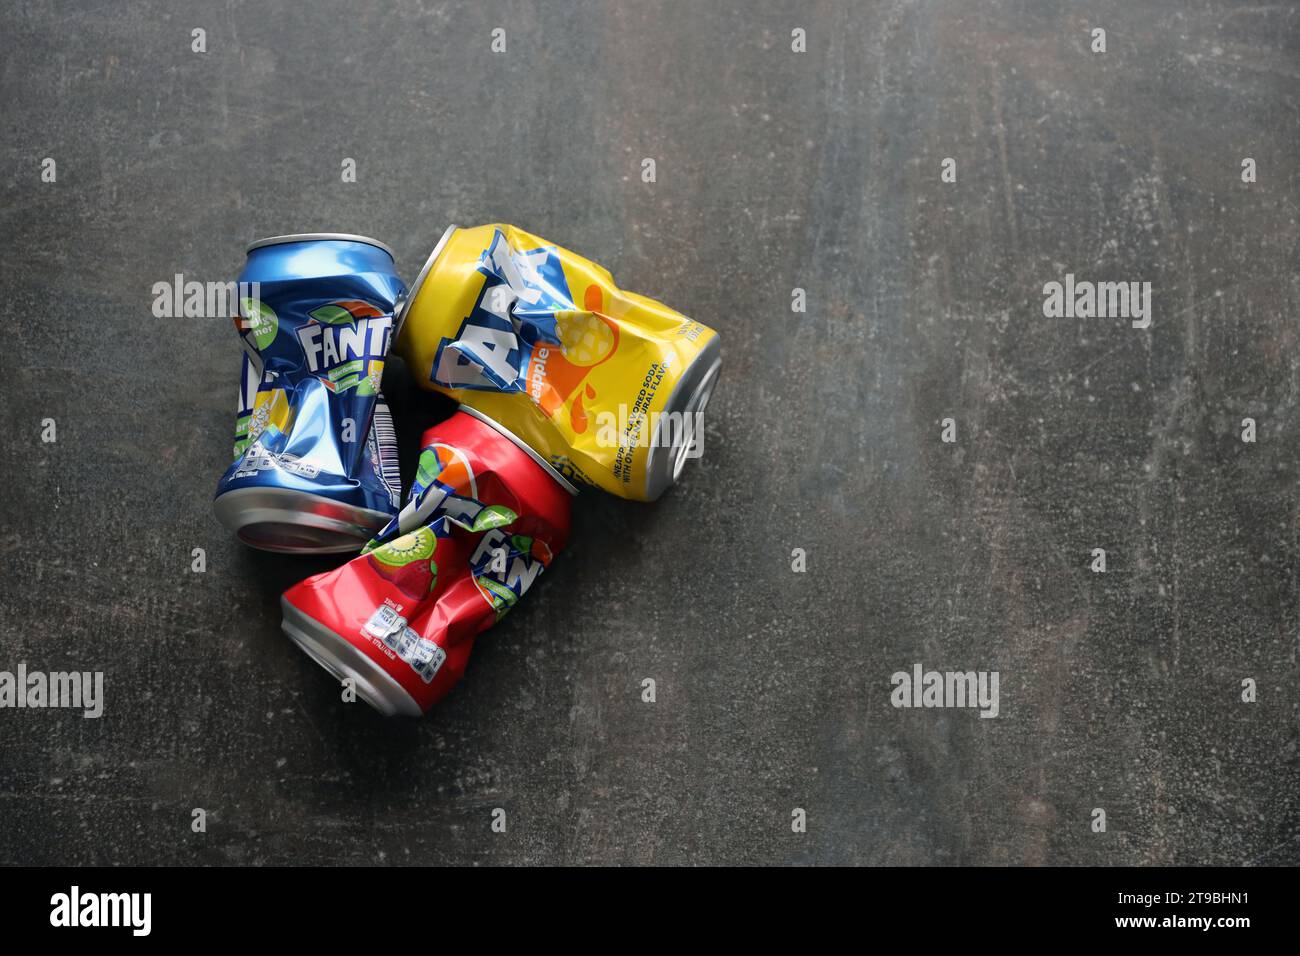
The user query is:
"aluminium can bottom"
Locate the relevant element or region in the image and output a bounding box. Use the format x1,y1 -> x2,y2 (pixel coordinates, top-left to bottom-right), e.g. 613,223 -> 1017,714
645,337 -> 722,498
213,487 -> 394,554
280,595 -> 421,716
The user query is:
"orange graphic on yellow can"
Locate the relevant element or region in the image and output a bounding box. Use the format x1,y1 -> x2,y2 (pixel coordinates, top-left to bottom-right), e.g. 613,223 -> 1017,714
394,224 -> 721,501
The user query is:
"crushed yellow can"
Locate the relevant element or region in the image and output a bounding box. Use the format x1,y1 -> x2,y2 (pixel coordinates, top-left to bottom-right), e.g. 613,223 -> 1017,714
393,224 -> 721,500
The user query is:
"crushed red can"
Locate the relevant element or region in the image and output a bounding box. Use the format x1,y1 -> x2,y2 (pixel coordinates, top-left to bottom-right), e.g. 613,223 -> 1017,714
279,408 -> 576,715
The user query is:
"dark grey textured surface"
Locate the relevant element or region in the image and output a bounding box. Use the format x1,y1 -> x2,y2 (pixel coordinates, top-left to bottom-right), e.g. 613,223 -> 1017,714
1,0 -> 1297,865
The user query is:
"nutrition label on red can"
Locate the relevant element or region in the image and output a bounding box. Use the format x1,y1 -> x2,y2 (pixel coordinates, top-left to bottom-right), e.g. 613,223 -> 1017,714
363,605 -> 445,684
363,604 -> 404,640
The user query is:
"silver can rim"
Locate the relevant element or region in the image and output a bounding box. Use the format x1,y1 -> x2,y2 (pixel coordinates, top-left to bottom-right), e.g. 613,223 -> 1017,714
643,337 -> 722,500
458,405 -> 580,497
212,486 -> 394,554
246,233 -> 397,259
281,597 -> 422,717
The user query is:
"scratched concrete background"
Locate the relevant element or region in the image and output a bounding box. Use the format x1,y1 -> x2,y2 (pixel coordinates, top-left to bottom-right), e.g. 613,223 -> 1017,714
0,0 -> 1296,866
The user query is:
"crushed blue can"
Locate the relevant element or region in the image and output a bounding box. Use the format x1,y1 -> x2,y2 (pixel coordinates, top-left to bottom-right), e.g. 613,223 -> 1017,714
214,234 -> 406,553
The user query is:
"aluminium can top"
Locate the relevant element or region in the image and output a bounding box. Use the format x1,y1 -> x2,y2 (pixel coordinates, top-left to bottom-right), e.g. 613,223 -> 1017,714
246,233 -> 396,259
458,405 -> 580,497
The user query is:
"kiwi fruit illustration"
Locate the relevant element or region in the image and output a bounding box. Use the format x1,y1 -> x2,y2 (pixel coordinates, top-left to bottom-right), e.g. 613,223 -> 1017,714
370,527 -> 437,568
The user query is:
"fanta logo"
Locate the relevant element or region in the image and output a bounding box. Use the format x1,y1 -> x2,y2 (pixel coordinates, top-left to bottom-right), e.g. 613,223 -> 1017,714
433,317 -> 521,390
297,301 -> 391,375
469,528 -> 549,597
431,231 -> 572,392
398,443 -> 480,531
388,439 -> 551,613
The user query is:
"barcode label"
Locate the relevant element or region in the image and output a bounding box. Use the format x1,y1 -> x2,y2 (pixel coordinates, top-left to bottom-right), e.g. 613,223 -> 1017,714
370,396 -> 402,507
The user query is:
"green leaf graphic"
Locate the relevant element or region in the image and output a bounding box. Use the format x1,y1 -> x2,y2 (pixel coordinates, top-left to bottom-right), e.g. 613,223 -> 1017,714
472,505 -> 517,532
309,304 -> 355,325
414,449 -> 439,491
